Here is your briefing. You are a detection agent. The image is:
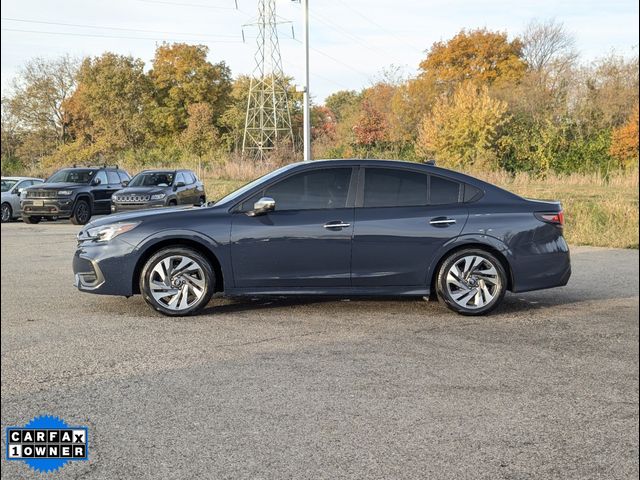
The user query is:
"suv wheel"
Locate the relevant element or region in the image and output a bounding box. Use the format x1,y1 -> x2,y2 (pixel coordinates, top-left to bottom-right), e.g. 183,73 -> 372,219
22,215 -> 41,224
140,247 -> 215,316
1,203 -> 12,223
198,196 -> 206,206
436,248 -> 507,316
71,199 -> 91,225
168,199 -> 177,207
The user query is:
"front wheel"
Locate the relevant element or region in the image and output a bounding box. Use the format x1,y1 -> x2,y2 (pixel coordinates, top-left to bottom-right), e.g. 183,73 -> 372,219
70,199 -> 91,225
1,203 -> 12,223
436,249 -> 507,315
140,247 -> 215,316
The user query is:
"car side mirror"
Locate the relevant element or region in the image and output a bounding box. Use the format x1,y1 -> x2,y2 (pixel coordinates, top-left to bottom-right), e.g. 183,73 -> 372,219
15,188 -> 23,195
92,178 -> 101,186
247,197 -> 276,216
122,180 -> 129,187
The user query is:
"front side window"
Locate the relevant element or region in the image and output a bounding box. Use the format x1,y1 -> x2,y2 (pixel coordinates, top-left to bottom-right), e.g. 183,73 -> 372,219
364,169 -> 429,207
175,173 -> 186,185
107,171 -> 120,185
128,172 -> 175,187
94,171 -> 108,185
242,168 -> 352,211
47,169 -> 96,184
1,179 -> 19,192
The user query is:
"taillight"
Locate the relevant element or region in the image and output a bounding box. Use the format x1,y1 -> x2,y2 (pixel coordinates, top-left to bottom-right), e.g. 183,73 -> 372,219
535,211 -> 564,226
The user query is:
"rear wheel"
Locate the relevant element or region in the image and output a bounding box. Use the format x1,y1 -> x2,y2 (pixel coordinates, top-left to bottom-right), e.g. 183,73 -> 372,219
70,199 -> 91,225
22,215 -> 41,224
140,247 -> 214,316
168,199 -> 177,207
1,203 -> 12,223
436,248 -> 507,315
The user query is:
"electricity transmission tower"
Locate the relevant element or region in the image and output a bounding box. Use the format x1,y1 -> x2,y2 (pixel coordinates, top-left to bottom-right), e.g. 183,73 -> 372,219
242,0 -> 294,161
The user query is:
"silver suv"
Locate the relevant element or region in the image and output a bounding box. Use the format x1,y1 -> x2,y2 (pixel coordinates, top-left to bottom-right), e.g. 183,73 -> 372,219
1,177 -> 44,223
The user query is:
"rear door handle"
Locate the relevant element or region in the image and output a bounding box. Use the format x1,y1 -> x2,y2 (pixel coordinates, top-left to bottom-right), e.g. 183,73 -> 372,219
429,217 -> 456,226
323,221 -> 351,229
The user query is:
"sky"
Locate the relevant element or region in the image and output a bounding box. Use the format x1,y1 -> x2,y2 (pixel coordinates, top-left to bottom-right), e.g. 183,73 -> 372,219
1,0 -> 638,102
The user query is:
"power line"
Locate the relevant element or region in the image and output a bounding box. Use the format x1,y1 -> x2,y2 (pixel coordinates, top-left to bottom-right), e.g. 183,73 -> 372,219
1,28 -> 243,43
136,0 -> 239,10
1,17 -> 239,38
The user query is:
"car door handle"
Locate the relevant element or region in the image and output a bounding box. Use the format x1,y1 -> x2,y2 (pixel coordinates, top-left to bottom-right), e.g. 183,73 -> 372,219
429,217 -> 456,226
323,221 -> 351,229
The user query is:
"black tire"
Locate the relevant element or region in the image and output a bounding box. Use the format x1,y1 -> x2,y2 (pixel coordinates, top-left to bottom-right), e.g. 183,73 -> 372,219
22,215 -> 41,224
436,248 -> 507,316
70,199 -> 91,225
140,247 -> 215,316
1,203 -> 12,223
168,199 -> 178,207
197,196 -> 206,206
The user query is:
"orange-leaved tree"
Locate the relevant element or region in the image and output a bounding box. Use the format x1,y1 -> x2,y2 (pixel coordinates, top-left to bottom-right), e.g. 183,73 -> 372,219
610,105 -> 639,168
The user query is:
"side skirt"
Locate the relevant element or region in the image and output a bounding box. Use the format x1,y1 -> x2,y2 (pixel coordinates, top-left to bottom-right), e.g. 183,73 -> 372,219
223,286 -> 430,297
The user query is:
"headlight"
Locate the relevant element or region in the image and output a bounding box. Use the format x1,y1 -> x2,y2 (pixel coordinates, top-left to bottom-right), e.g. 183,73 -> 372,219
58,190 -> 73,196
85,222 -> 140,242
150,193 -> 166,200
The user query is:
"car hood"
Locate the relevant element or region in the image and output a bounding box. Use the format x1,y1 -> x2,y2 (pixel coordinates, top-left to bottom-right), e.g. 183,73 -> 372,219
114,187 -> 168,196
30,182 -> 86,190
84,204 -> 200,229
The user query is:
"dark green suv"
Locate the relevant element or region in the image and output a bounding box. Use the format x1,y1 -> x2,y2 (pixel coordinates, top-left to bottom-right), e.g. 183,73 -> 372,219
21,166 -> 131,225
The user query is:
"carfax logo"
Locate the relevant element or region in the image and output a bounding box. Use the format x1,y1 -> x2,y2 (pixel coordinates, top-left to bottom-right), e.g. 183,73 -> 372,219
5,415 -> 88,473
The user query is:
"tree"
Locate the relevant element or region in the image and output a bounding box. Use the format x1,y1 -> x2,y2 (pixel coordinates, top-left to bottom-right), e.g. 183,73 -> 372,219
522,19 -> 577,74
64,53 -> 153,154
324,90 -> 360,121
352,101 -> 387,148
149,43 -> 231,137
610,106 -> 639,168
419,29 -> 526,90
7,55 -> 78,145
417,83 -> 509,168
181,102 -> 220,175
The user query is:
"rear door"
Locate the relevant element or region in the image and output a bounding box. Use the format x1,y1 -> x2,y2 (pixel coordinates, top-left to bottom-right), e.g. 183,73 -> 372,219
351,167 -> 468,287
174,172 -> 189,204
91,170 -> 112,213
230,167 -> 356,288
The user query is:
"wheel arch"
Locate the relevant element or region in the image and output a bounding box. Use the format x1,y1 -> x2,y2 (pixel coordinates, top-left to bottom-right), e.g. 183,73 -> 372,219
132,238 -> 224,295
74,193 -> 93,209
428,240 -> 514,299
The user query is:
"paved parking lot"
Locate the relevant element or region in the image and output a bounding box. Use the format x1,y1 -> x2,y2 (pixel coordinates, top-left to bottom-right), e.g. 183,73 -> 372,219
1,220 -> 638,479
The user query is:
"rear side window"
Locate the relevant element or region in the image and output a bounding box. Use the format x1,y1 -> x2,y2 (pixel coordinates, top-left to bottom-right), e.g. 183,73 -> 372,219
118,171 -> 130,182
186,172 -> 196,184
107,171 -> 120,185
364,169 -> 428,207
429,175 -> 461,205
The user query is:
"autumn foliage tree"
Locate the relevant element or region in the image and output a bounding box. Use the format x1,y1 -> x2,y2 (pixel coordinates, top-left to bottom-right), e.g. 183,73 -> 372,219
610,106 -> 639,168
417,83 -> 509,168
352,101 -> 387,149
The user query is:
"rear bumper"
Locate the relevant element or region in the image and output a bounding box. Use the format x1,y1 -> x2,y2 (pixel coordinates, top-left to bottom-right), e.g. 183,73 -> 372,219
21,198 -> 73,217
510,234 -> 571,293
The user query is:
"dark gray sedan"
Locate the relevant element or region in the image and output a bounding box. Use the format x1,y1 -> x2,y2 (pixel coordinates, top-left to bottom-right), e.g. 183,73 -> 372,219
74,159 -> 570,316
111,169 -> 206,213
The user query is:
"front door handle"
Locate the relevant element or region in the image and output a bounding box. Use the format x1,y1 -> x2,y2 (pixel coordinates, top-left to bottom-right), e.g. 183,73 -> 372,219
429,217 -> 456,226
323,221 -> 351,229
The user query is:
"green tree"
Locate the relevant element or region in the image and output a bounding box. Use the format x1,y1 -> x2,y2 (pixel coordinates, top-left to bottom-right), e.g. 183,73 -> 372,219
181,102 -> 220,175
149,43 -> 231,137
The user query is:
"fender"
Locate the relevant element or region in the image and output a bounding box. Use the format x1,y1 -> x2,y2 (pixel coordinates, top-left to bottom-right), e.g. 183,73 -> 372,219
132,228 -> 234,288
424,233 -> 513,288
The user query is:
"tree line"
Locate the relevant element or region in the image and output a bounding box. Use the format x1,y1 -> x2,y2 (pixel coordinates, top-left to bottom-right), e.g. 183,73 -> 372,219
1,19 -> 638,177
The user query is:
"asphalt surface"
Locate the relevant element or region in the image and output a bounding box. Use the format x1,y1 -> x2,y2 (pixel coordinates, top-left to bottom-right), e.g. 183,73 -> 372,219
1,219 -> 638,479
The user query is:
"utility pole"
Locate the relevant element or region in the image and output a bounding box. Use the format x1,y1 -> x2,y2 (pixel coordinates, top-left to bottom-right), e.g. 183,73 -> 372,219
243,0 -> 294,161
302,0 -> 311,161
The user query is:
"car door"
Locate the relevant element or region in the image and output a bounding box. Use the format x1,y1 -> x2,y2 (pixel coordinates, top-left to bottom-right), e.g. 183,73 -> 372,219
12,180 -> 32,214
351,167 -> 468,287
185,172 -> 200,204
91,170 -> 111,213
173,172 -> 189,204
230,167 -> 356,288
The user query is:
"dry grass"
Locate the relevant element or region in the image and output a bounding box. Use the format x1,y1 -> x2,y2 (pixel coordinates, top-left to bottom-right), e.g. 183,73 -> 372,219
202,162 -> 639,249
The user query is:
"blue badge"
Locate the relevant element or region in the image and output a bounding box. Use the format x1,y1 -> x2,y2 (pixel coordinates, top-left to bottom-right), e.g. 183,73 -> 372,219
5,415 -> 89,473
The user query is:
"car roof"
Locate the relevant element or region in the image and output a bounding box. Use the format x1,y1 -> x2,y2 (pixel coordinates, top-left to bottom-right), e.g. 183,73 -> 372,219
1,176 -> 42,181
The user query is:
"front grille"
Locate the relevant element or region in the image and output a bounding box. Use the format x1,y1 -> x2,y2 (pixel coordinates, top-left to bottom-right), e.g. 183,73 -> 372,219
27,190 -> 58,198
114,194 -> 151,204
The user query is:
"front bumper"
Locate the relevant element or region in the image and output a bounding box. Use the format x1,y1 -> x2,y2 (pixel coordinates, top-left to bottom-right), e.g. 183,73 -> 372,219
21,198 -> 73,217
73,238 -> 138,296
112,201 -> 166,213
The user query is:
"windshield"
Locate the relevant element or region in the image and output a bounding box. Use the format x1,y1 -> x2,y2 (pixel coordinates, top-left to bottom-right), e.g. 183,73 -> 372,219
215,164 -> 298,206
1,179 -> 18,192
128,172 -> 175,187
47,169 -> 96,184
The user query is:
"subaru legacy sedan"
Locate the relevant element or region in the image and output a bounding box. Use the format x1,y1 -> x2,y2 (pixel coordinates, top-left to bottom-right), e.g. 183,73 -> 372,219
73,159 -> 570,316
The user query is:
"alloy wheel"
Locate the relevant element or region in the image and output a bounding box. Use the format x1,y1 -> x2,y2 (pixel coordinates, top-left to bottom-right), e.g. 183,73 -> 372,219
445,255 -> 501,310
1,204 -> 11,222
149,255 -> 207,311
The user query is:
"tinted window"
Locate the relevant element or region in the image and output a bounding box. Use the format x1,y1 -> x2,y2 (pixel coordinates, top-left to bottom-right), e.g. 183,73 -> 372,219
129,172 -> 174,187
94,170 -> 108,185
463,184 -> 482,202
107,171 -> 120,185
246,168 -> 351,211
47,169 -> 96,184
364,169 -> 428,207
430,175 -> 461,205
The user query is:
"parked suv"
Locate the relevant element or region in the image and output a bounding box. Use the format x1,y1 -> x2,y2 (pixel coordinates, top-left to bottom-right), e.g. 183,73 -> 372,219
21,166 -> 131,225
111,169 -> 206,213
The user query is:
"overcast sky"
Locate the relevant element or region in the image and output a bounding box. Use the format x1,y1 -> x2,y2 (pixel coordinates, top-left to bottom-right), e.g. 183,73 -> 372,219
1,0 -> 638,102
